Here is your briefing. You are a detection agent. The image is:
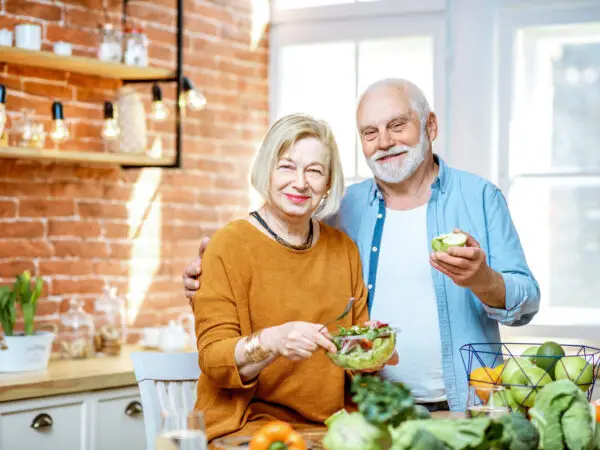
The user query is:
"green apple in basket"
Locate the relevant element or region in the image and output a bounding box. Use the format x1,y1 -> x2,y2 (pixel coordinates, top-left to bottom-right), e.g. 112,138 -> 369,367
431,232 -> 467,252
327,321 -> 397,371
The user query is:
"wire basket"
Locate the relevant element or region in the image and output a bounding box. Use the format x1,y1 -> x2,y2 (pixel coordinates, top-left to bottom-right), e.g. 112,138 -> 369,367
460,342 -> 600,409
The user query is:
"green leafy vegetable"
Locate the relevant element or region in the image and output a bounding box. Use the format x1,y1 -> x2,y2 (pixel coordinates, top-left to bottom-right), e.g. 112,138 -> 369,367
322,412 -> 391,450
350,375 -> 429,428
0,271 -> 44,336
495,412 -> 540,450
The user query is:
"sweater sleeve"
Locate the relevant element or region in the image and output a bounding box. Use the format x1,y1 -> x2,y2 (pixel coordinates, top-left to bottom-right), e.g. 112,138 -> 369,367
192,227 -> 256,390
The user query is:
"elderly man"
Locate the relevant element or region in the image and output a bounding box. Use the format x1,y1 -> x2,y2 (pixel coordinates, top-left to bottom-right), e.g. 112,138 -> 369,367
182,78 -> 540,411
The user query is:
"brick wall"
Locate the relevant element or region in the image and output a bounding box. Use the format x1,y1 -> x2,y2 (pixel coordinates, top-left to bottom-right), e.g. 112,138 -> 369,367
0,0 -> 269,345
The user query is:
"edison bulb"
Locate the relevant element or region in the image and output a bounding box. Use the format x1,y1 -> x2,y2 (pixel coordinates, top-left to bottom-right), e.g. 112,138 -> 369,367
50,119 -> 70,144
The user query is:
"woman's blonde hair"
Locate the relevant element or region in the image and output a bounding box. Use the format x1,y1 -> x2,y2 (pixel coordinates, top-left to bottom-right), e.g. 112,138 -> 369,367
250,113 -> 345,220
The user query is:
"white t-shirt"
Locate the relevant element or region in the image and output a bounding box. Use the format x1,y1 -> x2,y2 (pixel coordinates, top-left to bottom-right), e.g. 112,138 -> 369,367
369,205 -> 446,402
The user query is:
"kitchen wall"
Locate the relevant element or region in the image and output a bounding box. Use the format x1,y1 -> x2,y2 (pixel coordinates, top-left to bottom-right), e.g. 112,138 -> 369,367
0,0 -> 269,342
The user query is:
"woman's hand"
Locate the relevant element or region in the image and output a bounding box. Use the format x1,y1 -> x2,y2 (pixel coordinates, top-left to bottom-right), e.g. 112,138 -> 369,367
261,321 -> 337,361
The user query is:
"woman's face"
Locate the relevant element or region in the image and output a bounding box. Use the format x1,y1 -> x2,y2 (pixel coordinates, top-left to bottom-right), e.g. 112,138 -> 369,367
268,137 -> 330,220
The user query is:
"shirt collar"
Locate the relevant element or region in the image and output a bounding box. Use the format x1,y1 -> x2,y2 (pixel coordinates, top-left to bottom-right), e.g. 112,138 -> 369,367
368,153 -> 448,205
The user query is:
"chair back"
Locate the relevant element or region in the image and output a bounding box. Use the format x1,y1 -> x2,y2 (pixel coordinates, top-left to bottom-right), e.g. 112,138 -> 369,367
131,351 -> 200,450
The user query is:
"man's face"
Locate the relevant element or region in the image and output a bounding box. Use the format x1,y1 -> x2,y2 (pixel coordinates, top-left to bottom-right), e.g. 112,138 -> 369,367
357,85 -> 435,183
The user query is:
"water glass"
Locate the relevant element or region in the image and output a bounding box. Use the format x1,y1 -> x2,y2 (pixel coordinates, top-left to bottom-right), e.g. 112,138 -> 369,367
466,384 -> 510,418
155,409 -> 207,450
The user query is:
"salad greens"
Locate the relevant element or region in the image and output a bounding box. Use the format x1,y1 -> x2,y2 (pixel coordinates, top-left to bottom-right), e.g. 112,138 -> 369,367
328,321 -> 397,371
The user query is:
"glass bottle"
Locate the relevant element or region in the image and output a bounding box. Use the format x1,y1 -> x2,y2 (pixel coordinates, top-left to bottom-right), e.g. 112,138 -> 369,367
94,285 -> 126,357
97,23 -> 122,63
58,298 -> 95,360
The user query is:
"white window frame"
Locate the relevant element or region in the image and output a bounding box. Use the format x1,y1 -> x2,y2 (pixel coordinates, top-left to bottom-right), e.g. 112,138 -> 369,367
496,0 -> 600,342
269,0 -> 449,183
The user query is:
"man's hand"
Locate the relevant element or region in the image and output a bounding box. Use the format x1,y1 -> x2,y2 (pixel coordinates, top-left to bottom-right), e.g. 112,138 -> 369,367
183,237 -> 209,304
430,229 -> 506,308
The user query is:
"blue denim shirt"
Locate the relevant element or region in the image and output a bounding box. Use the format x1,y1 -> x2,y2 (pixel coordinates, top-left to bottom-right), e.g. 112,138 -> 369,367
330,155 -> 541,410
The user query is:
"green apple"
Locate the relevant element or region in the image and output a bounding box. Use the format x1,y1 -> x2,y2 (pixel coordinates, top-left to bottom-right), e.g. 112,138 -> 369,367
431,232 -> 467,252
535,341 -> 565,376
501,357 -> 535,385
491,389 -> 526,414
511,365 -> 552,407
554,356 -> 594,391
521,346 -> 539,364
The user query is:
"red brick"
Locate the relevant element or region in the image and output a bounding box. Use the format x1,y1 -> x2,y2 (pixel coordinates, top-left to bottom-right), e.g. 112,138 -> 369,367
19,200 -> 76,218
0,201 -> 17,218
53,240 -> 109,258
50,278 -> 104,295
22,81 -> 74,101
0,240 -> 53,258
48,220 -> 102,238
68,73 -> 121,91
148,45 -> 175,64
0,260 -> 36,278
127,3 -> 175,27
7,65 -> 67,82
162,205 -> 216,222
78,202 -> 128,219
93,260 -> 129,277
0,182 -> 51,197
75,88 -> 116,103
162,172 -> 213,188
109,242 -> 132,259
5,1 -> 62,21
186,16 -> 219,37
39,260 -> 94,276
33,299 -> 60,317
5,92 -> 53,117
0,221 -> 44,238
0,75 -> 23,92
49,181 -> 103,198
163,225 -> 204,240
73,122 -> 103,140
189,4 -> 232,24
46,24 -> 98,48
103,222 -> 130,240
63,6 -> 103,30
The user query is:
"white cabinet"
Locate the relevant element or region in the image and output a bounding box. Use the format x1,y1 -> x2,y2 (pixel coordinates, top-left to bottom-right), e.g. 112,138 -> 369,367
0,386 -> 146,450
0,397 -> 86,450
93,390 -> 145,450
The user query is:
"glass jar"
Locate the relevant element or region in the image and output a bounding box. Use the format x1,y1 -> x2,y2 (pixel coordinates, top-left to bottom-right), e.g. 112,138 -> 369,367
124,25 -> 148,67
94,285 -> 126,357
97,23 -> 122,63
12,108 -> 45,149
58,298 -> 95,360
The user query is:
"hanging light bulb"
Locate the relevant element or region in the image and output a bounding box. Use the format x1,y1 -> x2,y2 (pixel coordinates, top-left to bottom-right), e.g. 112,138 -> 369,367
179,76 -> 207,111
49,101 -> 70,145
0,84 -> 7,141
101,101 -> 119,140
150,83 -> 169,122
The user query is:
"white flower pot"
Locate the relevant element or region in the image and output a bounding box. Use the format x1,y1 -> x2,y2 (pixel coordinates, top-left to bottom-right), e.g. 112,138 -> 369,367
0,331 -> 55,372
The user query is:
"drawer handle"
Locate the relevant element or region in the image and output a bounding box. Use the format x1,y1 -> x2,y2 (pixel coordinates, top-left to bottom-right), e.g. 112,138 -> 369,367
31,413 -> 53,430
125,400 -> 143,417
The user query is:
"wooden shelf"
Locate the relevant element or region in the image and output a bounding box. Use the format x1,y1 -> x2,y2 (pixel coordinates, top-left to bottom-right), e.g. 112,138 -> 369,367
0,146 -> 175,167
0,45 -> 173,80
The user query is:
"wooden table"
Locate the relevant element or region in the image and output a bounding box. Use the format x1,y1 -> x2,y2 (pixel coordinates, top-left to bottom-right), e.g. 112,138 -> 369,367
0,345 -> 142,402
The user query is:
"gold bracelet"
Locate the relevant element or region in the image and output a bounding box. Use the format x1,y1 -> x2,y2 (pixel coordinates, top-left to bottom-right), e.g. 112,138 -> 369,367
244,331 -> 271,363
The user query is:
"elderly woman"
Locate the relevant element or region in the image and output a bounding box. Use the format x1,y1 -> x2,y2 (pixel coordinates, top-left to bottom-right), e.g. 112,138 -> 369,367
192,114 -> 375,442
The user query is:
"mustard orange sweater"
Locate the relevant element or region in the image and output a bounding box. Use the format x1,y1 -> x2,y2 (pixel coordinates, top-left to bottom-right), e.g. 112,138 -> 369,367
192,220 -> 368,442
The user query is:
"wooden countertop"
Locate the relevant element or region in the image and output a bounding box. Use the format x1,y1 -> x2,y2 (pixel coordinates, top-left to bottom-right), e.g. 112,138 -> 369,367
0,345 -> 143,403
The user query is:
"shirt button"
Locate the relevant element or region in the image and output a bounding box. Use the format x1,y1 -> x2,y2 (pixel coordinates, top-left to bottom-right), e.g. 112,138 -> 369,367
372,246 -> 378,252
368,284 -> 373,290
377,213 -> 383,219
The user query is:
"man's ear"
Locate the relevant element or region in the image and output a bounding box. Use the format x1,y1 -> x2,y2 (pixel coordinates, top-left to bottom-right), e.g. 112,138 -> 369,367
426,112 -> 439,142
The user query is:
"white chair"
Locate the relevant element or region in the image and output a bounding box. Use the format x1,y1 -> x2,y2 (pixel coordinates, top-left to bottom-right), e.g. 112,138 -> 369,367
131,351 -> 201,450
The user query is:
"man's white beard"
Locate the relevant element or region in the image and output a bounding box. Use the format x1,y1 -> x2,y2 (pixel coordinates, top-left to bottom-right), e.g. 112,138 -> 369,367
365,128 -> 428,184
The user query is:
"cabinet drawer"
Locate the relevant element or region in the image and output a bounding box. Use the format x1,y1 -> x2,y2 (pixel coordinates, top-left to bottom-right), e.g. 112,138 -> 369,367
0,400 -> 86,450
93,394 -> 146,450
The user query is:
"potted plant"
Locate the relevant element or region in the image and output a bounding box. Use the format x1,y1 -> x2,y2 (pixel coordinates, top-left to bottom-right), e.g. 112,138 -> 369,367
0,270 -> 55,372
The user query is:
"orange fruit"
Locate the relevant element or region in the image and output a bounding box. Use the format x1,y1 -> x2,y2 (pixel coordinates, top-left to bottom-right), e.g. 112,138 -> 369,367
493,363 -> 505,383
469,366 -> 500,401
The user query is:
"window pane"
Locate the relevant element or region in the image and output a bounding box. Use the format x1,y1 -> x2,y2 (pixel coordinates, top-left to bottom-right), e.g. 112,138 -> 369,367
510,23 -> 600,175
277,42 -> 357,178
509,177 -> 600,324
356,36 -> 435,178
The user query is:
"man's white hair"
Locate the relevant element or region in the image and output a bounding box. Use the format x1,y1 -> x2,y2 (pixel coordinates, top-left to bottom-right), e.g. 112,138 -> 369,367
356,78 -> 431,124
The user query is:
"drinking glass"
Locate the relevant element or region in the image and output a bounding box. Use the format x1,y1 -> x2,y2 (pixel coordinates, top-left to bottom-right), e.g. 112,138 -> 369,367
155,409 -> 207,450
466,384 -> 510,418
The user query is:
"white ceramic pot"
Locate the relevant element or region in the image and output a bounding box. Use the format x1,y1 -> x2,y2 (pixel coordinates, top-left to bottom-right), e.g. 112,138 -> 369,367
0,331 -> 55,372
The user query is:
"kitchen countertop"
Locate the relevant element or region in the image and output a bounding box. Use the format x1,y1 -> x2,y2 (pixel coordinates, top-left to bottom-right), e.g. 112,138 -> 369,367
0,345 -> 145,403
